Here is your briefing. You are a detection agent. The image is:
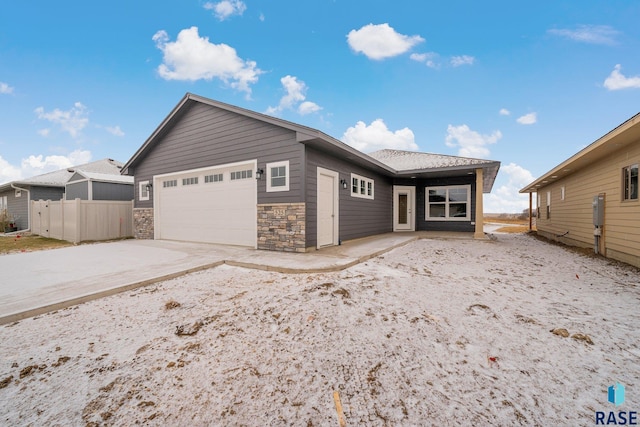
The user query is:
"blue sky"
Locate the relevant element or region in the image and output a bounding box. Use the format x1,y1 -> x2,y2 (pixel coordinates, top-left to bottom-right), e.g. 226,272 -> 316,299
1,0 -> 639,212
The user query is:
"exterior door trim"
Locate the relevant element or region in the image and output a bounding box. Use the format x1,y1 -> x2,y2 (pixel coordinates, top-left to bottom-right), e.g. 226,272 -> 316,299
393,185 -> 415,231
317,167 -> 340,248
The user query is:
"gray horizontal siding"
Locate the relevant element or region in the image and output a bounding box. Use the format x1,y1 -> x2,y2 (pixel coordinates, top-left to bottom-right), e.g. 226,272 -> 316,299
394,176 -> 476,232
132,102 -> 304,208
306,146 -> 393,248
1,188 -> 29,230
92,182 -> 134,201
66,181 -> 88,200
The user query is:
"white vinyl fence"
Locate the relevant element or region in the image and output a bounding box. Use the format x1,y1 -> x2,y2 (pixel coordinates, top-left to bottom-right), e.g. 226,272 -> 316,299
31,199 -> 133,243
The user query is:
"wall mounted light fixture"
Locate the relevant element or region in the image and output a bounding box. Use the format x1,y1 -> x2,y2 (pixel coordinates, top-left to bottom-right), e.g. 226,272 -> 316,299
256,168 -> 264,179
145,183 -> 153,191
340,179 -> 348,189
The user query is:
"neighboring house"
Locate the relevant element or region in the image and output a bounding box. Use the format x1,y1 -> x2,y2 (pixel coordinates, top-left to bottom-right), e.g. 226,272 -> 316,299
520,112 -> 640,268
121,93 -> 500,252
65,171 -> 134,201
0,158 -> 130,231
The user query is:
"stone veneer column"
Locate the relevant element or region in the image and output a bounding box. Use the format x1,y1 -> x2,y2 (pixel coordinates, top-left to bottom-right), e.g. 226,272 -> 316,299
133,208 -> 154,239
257,203 -> 306,252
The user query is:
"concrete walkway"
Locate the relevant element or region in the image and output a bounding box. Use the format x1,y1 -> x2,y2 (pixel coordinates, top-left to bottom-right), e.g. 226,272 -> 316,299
0,231 -> 477,325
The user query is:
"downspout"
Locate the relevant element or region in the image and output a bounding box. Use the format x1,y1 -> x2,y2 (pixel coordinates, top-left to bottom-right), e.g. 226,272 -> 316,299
10,184 -> 31,232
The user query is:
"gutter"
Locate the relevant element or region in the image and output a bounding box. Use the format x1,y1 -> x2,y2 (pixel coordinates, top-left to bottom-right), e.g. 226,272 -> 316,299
10,184 -> 31,232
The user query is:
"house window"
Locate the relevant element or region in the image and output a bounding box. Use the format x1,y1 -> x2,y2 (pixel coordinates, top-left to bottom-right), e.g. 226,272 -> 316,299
546,191 -> 551,219
267,161 -> 290,192
205,173 -> 223,183
182,177 -> 198,186
623,164 -> 638,201
163,179 -> 177,188
426,185 -> 471,221
350,173 -> 374,200
231,169 -> 253,180
0,196 -> 7,210
139,181 -> 150,201
537,193 -> 540,218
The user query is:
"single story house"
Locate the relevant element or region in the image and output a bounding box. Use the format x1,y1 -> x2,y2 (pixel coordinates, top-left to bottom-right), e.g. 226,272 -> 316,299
65,171 -> 134,201
121,93 -> 500,252
0,158 -> 131,232
520,112 -> 640,268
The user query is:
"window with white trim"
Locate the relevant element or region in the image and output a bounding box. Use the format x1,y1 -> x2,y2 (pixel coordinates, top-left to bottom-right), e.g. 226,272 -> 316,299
205,173 -> 223,183
623,164 -> 638,201
231,169 -> 253,180
426,185 -> 471,221
163,179 -> 177,188
350,173 -> 374,200
0,196 -> 7,210
546,191 -> 551,219
182,177 -> 198,186
267,161 -> 289,192
139,181 -> 150,201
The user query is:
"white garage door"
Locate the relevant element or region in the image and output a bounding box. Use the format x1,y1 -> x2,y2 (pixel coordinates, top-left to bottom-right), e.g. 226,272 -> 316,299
155,162 -> 257,247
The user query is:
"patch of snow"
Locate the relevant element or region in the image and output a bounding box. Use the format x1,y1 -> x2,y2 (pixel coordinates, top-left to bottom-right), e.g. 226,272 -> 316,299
1,234 -> 638,425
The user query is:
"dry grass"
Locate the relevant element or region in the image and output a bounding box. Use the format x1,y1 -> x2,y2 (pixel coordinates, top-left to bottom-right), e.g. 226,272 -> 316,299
0,234 -> 73,255
494,225 -> 535,233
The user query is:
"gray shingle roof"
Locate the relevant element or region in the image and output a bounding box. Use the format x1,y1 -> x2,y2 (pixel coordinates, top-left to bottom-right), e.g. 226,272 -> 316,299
3,159 -> 124,189
368,149 -> 496,171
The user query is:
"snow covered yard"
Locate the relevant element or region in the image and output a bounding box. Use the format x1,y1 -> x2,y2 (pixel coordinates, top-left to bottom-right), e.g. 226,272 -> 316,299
1,233 -> 638,426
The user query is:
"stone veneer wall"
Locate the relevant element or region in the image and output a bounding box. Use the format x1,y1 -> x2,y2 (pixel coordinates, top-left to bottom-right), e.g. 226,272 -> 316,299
133,208 -> 154,239
257,203 -> 306,252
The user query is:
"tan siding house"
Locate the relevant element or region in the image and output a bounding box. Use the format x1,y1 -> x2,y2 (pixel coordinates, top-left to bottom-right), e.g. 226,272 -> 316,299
521,113 -> 640,268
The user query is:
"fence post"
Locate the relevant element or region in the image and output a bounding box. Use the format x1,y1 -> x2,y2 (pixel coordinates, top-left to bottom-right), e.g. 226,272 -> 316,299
74,198 -> 81,244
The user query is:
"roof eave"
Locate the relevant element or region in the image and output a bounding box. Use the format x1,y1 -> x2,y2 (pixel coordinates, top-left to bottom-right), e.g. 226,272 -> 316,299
520,112 -> 640,193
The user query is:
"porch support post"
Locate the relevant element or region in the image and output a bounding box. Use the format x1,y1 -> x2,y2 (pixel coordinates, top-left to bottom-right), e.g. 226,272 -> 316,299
474,168 -> 485,239
529,192 -> 533,231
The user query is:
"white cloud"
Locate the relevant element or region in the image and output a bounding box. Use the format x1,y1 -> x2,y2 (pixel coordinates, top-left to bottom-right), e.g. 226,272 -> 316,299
266,75 -> 322,116
445,124 -> 501,158
34,102 -> 89,138
0,156 -> 22,184
499,108 -> 511,116
298,101 -> 322,115
106,125 -> 125,137
341,119 -> 418,153
37,128 -> 51,137
516,112 -> 537,125
204,0 -> 246,21
410,52 -> 439,68
548,25 -> 619,45
484,163 -> 535,213
259,13 -> 265,22
0,150 -> 93,185
153,27 -> 262,96
450,55 -> 475,67
603,64 -> 640,90
0,82 -> 14,94
347,23 -> 424,60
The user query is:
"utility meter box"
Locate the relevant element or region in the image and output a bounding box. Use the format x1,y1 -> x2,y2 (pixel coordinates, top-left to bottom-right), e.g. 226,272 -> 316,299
593,194 -> 605,226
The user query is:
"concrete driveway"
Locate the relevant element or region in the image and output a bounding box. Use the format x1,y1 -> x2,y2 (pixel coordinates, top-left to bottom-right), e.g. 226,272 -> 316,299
0,233 -> 424,324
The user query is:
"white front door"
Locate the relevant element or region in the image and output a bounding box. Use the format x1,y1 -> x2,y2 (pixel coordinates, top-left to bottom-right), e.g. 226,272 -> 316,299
317,167 -> 339,248
393,186 -> 415,231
